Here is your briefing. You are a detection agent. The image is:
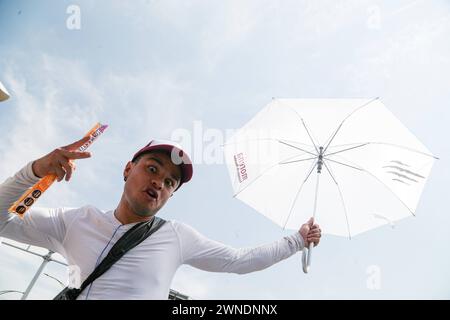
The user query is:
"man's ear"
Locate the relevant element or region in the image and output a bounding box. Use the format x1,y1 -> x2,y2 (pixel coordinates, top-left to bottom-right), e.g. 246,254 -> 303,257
123,161 -> 133,181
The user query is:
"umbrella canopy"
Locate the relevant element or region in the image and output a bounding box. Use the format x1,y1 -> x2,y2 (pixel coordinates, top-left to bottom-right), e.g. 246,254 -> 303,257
224,98 -> 437,239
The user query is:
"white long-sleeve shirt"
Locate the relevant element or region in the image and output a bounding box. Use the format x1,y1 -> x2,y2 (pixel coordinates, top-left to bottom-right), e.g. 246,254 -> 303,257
0,161 -> 305,300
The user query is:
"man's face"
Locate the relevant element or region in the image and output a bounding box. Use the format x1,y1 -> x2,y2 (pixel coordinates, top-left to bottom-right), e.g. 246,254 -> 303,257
123,151 -> 181,217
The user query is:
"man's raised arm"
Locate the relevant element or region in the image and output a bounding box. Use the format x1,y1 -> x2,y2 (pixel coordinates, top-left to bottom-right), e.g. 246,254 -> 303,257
0,137 -> 91,252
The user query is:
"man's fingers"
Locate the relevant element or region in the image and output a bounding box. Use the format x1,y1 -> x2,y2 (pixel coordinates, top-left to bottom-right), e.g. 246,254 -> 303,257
62,136 -> 91,151
59,149 -> 91,160
307,237 -> 321,246
51,148 -> 89,182
307,229 -> 321,238
307,217 -> 314,226
53,161 -> 66,182
61,161 -> 74,181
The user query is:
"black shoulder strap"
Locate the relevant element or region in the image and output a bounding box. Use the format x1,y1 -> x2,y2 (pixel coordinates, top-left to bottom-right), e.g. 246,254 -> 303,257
54,216 -> 166,300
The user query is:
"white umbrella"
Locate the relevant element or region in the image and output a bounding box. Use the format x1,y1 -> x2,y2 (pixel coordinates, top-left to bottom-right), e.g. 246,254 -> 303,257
224,98 -> 437,273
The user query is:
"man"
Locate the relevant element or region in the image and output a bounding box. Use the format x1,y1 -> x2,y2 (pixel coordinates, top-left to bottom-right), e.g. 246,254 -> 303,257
0,137 -> 321,299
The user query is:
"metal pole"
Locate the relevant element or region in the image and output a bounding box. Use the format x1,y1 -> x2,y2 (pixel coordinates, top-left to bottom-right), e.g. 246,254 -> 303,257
44,273 -> 65,288
2,242 -> 66,266
21,251 -> 54,300
0,290 -> 25,296
2,241 -> 190,299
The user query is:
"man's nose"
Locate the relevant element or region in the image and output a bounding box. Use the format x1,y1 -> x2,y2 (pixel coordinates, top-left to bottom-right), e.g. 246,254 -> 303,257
152,178 -> 163,190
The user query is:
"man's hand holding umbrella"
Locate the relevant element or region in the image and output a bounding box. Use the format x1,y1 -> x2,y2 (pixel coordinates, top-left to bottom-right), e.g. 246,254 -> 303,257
300,218 -> 322,248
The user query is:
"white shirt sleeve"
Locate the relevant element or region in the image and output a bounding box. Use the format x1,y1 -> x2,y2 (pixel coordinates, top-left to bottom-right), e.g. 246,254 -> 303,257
0,161 -> 76,254
174,221 -> 304,274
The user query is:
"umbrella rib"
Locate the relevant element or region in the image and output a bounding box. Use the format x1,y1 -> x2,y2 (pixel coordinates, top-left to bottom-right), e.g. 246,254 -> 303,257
323,97 -> 380,153
278,140 -> 317,157
278,139 -> 316,147
279,156 -> 318,165
325,158 -> 364,172
223,138 -> 315,153
301,118 -> 320,154
232,153 -> 316,198
322,160 -> 352,240
276,99 -> 321,151
282,160 -> 318,229
324,143 -> 370,157
326,155 -> 416,217
366,142 -> 439,159
363,169 -> 416,217
325,141 -> 438,159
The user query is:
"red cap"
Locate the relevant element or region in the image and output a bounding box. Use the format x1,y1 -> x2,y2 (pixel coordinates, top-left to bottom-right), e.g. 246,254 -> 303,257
132,139 -> 193,189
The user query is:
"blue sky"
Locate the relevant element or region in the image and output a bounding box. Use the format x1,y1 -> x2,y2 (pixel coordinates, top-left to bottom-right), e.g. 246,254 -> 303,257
0,0 -> 449,299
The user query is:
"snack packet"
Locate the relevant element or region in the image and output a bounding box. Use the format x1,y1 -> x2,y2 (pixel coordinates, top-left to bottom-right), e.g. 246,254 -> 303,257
8,123 -> 108,218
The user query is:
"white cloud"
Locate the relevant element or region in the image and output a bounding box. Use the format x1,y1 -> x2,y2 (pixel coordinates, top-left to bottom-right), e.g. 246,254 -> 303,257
1,0 -> 449,300
198,1 -> 279,71
0,51 -> 198,203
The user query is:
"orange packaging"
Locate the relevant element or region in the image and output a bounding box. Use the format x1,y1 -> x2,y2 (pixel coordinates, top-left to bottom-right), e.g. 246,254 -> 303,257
8,122 -> 108,218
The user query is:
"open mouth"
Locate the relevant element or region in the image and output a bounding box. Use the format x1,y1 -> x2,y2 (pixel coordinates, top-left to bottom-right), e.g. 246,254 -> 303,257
144,188 -> 158,201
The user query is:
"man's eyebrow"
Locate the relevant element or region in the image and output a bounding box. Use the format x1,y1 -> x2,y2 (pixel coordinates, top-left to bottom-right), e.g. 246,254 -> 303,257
147,157 -> 181,183
147,157 -> 164,167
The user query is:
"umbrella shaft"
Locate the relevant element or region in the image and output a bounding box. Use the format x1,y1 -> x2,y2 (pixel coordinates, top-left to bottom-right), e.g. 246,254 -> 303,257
317,157 -> 323,173
317,146 -> 324,174
312,171 -> 321,219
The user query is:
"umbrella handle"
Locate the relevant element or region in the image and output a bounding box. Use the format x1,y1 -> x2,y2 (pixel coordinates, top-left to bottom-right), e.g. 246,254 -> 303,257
302,242 -> 314,273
